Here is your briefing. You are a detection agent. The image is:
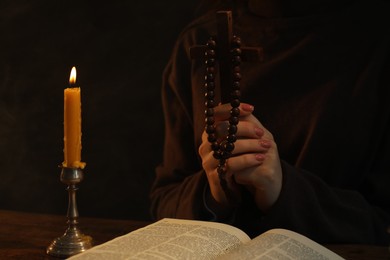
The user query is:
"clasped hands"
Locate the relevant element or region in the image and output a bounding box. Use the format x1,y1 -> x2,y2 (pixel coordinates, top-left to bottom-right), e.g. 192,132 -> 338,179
199,103 -> 282,212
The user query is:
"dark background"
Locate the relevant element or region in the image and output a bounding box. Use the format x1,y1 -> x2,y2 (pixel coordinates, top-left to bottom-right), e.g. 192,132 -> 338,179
0,0 -> 199,221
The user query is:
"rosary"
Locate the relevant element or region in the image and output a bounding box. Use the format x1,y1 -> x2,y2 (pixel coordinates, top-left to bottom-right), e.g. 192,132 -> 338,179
190,11 -> 262,203
204,35 -> 242,187
203,35 -> 243,203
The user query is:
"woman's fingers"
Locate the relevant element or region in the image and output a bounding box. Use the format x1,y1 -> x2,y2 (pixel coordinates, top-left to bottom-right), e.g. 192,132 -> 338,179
220,153 -> 265,181
232,138 -> 271,155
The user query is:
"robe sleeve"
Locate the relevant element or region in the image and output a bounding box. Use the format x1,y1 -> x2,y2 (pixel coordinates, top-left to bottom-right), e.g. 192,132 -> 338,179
149,26 -> 210,220
255,160 -> 390,245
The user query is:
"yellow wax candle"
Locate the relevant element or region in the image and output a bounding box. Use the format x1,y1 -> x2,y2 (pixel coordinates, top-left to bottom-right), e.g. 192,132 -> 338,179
63,67 -> 86,169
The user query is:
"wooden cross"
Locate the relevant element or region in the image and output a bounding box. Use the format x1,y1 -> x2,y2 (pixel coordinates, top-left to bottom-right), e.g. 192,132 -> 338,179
190,11 -> 263,103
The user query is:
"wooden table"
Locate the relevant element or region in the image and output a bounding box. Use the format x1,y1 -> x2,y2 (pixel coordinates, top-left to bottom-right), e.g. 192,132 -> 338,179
0,209 -> 150,259
0,209 -> 389,259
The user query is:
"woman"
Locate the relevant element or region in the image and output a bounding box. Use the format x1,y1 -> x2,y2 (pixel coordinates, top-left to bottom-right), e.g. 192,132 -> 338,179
150,0 -> 390,245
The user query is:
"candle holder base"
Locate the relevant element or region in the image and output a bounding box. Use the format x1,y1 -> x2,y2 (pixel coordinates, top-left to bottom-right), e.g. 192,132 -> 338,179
46,167 -> 93,258
46,226 -> 93,258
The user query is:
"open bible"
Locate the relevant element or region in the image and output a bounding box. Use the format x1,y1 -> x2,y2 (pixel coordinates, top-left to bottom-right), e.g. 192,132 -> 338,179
69,218 -> 344,259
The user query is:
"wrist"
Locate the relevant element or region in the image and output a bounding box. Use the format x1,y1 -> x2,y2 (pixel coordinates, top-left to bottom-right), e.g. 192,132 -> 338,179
204,184 -> 237,222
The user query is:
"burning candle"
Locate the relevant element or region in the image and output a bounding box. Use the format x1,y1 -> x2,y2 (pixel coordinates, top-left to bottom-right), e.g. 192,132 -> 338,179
63,66 -> 86,169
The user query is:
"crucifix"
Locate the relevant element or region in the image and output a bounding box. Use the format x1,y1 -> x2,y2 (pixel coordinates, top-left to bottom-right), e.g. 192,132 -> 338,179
189,10 -> 263,103
189,10 -> 263,204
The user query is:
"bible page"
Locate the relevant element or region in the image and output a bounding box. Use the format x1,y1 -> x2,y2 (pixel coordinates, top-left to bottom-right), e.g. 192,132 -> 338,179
218,228 -> 344,260
69,218 -> 251,260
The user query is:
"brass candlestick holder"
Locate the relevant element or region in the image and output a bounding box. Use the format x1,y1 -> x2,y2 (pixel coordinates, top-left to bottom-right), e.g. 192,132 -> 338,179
46,167 -> 93,258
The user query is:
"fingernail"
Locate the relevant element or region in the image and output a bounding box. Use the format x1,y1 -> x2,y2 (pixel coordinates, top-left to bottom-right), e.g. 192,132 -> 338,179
255,127 -> 263,137
255,154 -> 265,161
241,103 -> 254,112
260,140 -> 271,148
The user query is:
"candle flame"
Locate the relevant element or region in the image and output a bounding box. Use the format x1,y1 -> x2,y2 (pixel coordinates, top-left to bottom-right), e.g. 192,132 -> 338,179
69,66 -> 77,86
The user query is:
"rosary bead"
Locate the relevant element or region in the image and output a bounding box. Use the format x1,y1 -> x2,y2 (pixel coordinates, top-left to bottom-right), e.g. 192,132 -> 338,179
205,73 -> 215,82
223,141 -> 235,152
205,116 -> 215,125
205,81 -> 215,90
230,107 -> 240,117
206,66 -> 215,73
227,134 -> 237,142
211,141 -> 220,151
228,125 -> 238,134
208,134 -> 217,143
213,151 -> 223,160
205,90 -> 215,99
232,36 -> 241,47
205,124 -> 215,134
205,99 -> 215,108
231,98 -> 240,108
207,38 -> 216,48
233,72 -> 242,81
206,58 -> 216,66
232,47 -> 242,56
221,151 -> 231,160
229,116 -> 239,125
231,90 -> 241,99
217,164 -> 227,175
205,108 -> 214,116
232,55 -> 242,65
206,49 -> 216,57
